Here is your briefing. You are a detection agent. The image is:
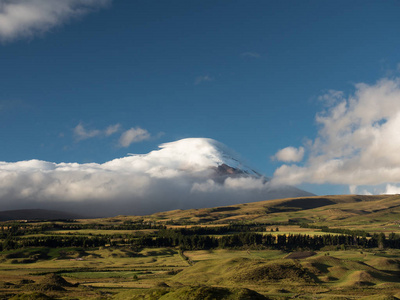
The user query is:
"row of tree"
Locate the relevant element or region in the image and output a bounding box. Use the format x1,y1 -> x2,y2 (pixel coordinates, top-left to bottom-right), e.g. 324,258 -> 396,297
300,224 -> 371,237
0,222 -> 166,238
1,230 -> 399,251
0,222 -> 281,239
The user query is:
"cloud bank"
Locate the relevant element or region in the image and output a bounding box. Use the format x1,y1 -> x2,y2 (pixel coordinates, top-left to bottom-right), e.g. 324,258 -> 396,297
273,77 -> 400,194
0,0 -> 111,42
0,138 -> 310,217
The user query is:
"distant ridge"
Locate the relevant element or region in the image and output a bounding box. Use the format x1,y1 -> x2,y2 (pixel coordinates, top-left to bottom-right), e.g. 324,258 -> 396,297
0,209 -> 86,221
140,194 -> 394,225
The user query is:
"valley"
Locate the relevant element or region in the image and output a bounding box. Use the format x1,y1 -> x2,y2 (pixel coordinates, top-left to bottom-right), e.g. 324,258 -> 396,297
1,195 -> 400,299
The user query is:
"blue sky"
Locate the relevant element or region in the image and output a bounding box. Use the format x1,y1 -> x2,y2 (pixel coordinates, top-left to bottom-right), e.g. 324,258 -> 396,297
2,0 -> 400,198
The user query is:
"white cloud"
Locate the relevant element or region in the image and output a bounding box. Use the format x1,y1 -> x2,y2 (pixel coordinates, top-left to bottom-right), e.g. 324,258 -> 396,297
119,127 -> 151,147
0,0 -> 111,42
273,78 -> 400,190
272,146 -> 304,162
349,185 -> 357,194
384,184 -> 400,195
105,123 -> 121,136
346,184 -> 396,195
73,123 -> 101,140
73,122 -> 120,141
0,138 -> 307,216
224,177 -> 265,190
194,75 -> 212,85
190,177 -> 265,193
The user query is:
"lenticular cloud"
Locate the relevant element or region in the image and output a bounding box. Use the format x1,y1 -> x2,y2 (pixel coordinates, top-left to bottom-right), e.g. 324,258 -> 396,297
0,138 -> 311,217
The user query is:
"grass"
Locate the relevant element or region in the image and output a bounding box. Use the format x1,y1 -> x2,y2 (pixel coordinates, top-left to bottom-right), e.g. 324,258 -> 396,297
2,194 -> 400,299
51,229 -> 156,235
184,249 -> 286,262
159,286 -> 267,300
2,247 -> 400,299
62,271 -> 139,279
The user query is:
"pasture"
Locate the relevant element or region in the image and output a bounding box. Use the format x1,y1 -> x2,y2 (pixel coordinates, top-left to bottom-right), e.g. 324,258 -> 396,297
2,195 -> 400,299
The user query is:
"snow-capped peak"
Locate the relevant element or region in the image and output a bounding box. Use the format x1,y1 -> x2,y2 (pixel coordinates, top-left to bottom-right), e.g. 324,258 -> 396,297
148,138 -> 261,176
0,137 -> 313,216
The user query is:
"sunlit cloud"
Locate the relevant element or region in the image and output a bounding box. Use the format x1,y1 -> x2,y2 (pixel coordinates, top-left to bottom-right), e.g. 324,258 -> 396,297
272,146 -> 304,163
273,77 -> 400,194
119,127 -> 151,147
0,138 -> 311,216
384,184 -> 400,195
0,0 -> 111,42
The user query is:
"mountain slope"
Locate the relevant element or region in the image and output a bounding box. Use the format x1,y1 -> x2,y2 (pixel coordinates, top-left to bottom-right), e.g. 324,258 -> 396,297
137,194 -> 396,227
106,138 -> 263,177
0,138 -> 312,216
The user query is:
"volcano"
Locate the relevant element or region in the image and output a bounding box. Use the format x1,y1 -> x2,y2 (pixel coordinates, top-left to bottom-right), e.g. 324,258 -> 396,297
0,138 -> 313,217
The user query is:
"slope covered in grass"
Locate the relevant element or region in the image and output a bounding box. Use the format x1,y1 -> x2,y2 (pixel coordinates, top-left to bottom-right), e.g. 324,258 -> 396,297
160,286 -> 267,300
129,194 -> 400,232
170,252 -> 400,290
171,257 -> 317,286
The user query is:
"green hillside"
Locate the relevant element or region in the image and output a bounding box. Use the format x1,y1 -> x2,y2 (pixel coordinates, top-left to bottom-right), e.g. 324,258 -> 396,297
131,194 -> 400,232
2,194 -> 400,299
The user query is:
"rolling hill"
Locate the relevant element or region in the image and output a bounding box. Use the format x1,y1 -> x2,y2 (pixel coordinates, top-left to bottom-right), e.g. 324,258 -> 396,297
2,194 -> 400,299
123,194 -> 400,232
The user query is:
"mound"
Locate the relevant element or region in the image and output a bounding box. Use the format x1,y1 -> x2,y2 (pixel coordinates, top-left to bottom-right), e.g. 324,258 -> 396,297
306,256 -> 348,277
171,257 -> 243,285
367,258 -> 400,271
327,266 -> 348,279
24,273 -> 75,292
306,255 -> 398,285
113,289 -> 169,300
19,279 -> 35,285
343,270 -> 376,287
173,257 -> 317,286
159,286 -> 268,300
39,274 -> 74,287
230,259 -> 316,284
9,293 -> 55,300
307,256 -> 399,287
285,251 -> 316,260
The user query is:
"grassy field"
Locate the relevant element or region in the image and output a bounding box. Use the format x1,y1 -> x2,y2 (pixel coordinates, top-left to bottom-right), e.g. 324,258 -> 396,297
3,247 -> 400,299
2,194 -> 400,299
